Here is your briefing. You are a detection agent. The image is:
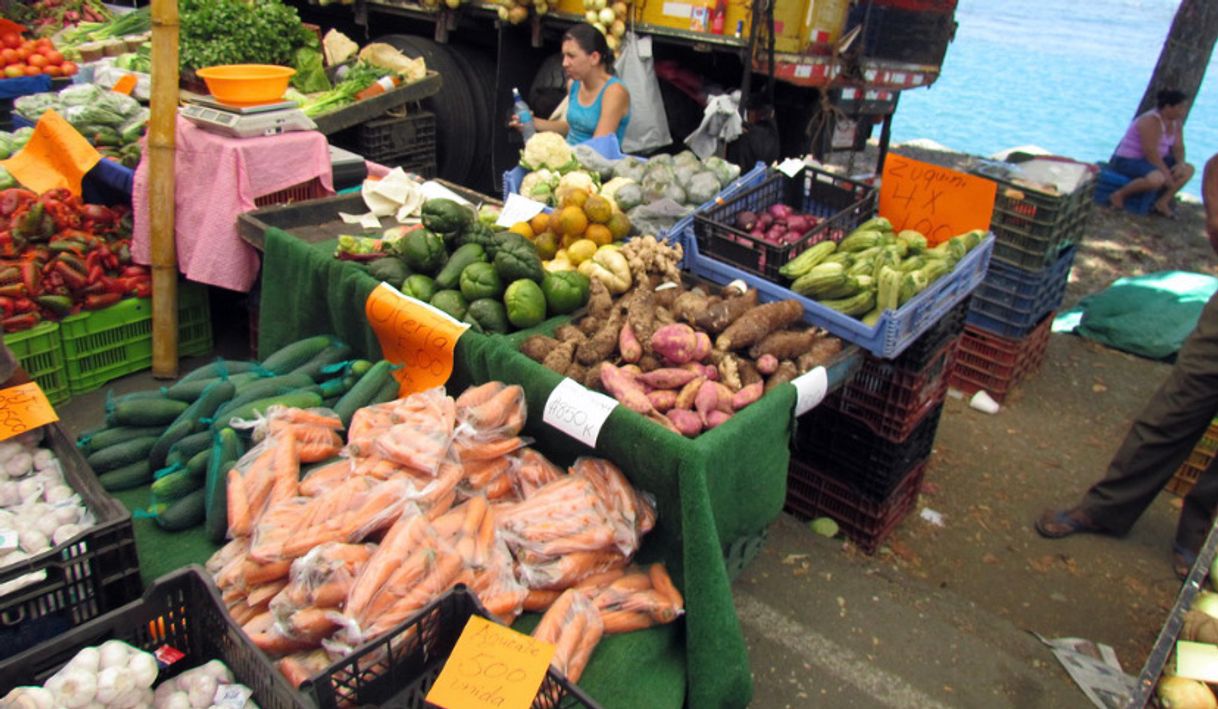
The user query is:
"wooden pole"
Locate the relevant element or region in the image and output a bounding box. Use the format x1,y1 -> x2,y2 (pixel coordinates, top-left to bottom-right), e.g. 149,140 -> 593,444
149,0 -> 180,378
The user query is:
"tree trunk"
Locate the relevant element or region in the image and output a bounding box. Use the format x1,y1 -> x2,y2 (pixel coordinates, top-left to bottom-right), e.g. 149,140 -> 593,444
1136,0 -> 1218,122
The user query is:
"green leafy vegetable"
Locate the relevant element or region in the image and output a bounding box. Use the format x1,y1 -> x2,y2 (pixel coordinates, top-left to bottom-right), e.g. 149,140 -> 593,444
179,0 -> 315,73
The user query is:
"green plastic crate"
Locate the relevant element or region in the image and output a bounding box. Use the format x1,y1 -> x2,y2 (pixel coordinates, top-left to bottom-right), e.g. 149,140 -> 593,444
2,321 -> 70,405
60,283 -> 213,395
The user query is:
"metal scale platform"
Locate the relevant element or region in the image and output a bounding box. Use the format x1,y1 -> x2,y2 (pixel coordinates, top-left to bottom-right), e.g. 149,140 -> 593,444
180,97 -> 316,139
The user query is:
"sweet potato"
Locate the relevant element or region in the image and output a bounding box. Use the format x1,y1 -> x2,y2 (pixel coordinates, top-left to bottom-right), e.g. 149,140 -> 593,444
750,328 -> 819,361
647,389 -> 679,412
675,376 -> 705,410
704,410 -> 732,429
638,367 -> 700,390
619,320 -> 642,363
651,323 -> 700,364
521,335 -> 560,363
716,300 -> 804,352
694,380 -> 720,423
695,287 -> 758,334
755,353 -> 779,375
600,363 -> 655,415
764,360 -> 799,393
692,332 -> 712,362
638,354 -> 661,372
666,408 -> 703,437
731,382 -> 764,410
713,382 -> 735,412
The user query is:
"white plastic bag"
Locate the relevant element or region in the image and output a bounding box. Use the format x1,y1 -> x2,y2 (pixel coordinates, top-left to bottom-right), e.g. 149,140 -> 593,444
617,33 -> 671,153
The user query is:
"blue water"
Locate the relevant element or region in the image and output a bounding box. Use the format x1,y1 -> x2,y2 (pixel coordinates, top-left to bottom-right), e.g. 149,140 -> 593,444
891,0 -> 1216,198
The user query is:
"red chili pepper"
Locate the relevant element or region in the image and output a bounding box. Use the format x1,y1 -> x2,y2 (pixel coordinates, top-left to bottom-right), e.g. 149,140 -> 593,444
0,283 -> 26,298
121,265 -> 147,278
19,261 -> 40,297
2,312 -> 40,333
83,292 -> 122,310
0,189 -> 35,219
0,266 -> 20,285
0,297 -> 14,318
113,275 -> 148,295
57,252 -> 88,276
11,297 -> 34,313
53,261 -> 87,291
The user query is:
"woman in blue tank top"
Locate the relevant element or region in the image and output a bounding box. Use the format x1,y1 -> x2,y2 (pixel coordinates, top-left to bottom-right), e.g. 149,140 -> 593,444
512,24 -> 631,146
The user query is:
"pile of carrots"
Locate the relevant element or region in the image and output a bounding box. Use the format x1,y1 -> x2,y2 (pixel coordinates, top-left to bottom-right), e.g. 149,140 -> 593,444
204,380 -> 684,692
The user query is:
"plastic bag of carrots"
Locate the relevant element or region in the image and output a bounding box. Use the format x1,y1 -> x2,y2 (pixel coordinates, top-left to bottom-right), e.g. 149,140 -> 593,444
343,387 -> 458,475
256,406 -> 345,463
226,431 -> 301,538
532,588 -> 604,685
432,496 -> 529,623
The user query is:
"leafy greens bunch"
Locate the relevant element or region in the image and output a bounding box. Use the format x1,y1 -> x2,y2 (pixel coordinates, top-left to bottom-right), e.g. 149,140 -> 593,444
179,0 -> 315,72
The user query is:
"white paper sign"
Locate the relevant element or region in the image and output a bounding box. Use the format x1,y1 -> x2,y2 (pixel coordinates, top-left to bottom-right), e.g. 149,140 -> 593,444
792,366 -> 828,416
339,212 -> 383,230
496,193 -> 548,228
776,157 -> 807,178
420,180 -> 473,206
0,529 -> 17,552
543,378 -> 619,447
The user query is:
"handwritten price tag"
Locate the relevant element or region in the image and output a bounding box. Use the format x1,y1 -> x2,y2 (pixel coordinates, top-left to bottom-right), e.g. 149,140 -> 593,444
426,615 -> 556,709
792,366 -> 828,416
366,283 -> 470,396
879,154 -> 996,246
0,382 -> 57,442
543,377 -> 619,447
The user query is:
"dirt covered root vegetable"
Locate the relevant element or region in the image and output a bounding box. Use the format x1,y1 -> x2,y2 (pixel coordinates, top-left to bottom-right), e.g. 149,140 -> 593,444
651,323 -> 700,364
521,335 -> 560,363
695,287 -> 758,334
716,300 -> 804,351
755,353 -> 779,375
750,328 -> 819,360
600,363 -> 656,415
577,307 -> 623,366
764,360 -> 799,393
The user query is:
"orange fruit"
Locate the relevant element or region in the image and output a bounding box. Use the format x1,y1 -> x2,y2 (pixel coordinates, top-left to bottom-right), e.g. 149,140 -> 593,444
585,223 -> 613,247
534,232 -> 558,260
529,212 -> 550,235
509,222 -> 534,239
560,188 -> 589,210
555,206 -> 588,238
606,211 -> 631,241
583,194 -> 613,224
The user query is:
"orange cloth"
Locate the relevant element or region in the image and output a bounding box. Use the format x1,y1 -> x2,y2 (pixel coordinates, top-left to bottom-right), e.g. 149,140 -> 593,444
0,109 -> 101,196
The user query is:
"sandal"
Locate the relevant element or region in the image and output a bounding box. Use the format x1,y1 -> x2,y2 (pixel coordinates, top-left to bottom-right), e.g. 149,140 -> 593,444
1035,508 -> 1102,539
1173,543 -> 1198,581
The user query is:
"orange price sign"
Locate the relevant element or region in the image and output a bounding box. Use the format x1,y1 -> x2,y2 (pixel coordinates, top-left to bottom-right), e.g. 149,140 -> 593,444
366,282 -> 470,396
426,615 -> 556,709
0,382 -> 58,442
878,154 -> 997,245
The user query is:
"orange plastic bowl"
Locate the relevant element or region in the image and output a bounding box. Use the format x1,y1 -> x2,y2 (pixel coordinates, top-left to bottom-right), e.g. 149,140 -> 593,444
195,64 -> 296,107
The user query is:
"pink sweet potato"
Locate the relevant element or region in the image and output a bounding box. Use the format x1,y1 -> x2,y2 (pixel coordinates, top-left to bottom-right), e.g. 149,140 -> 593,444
755,354 -> 779,375
731,382 -> 764,410
638,367 -> 700,390
600,363 -> 655,415
647,389 -> 679,412
694,380 -> 721,424
651,324 -> 699,364
704,410 -> 733,429
675,376 -> 706,411
619,320 -> 642,363
692,332 -> 712,362
713,382 -> 735,412
666,408 -> 703,437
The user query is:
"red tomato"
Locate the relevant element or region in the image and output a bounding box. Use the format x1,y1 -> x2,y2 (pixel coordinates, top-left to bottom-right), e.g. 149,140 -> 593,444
23,66 -> 39,77
34,38 -> 52,50
60,61 -> 77,76
0,34 -> 19,50
2,65 -> 23,79
0,48 -> 16,66
44,50 -> 63,66
44,65 -> 62,77
15,47 -> 29,61
27,54 -> 46,69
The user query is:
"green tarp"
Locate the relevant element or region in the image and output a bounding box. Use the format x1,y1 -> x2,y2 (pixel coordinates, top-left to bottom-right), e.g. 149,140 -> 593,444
257,227 -> 810,708
1065,271 -> 1218,360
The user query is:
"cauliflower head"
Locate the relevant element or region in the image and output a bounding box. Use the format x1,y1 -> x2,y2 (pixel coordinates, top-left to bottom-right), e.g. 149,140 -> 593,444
520,169 -> 559,203
522,131 -> 576,172
554,170 -> 598,206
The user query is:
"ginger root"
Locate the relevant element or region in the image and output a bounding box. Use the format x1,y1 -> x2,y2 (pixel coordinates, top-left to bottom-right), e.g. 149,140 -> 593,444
521,335 -> 560,363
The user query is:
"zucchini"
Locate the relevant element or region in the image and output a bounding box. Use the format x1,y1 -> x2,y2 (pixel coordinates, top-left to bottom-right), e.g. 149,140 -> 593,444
261,335 -> 336,375
77,425 -> 163,455
108,398 -> 189,427
99,460 -> 153,491
87,436 -> 159,473
212,390 -> 325,432
156,489 -> 206,531
205,428 -> 244,543
167,429 -> 214,462
332,360 -> 395,427
151,468 -> 205,501
149,380 -> 236,470
318,376 -> 350,399
176,359 -> 262,384
369,376 -> 402,406
165,372 -> 259,402
214,373 -> 316,420
290,342 -> 354,382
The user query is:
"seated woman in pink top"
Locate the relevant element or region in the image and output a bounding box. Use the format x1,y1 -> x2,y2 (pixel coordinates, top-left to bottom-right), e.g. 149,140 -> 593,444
1109,89 -> 1195,218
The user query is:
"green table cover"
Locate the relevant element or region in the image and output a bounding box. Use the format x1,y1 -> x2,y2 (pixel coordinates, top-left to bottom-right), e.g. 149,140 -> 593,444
257,226 -> 813,708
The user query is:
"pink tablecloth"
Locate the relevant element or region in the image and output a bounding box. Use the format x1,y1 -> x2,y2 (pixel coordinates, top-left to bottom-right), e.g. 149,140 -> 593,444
133,116 -> 335,292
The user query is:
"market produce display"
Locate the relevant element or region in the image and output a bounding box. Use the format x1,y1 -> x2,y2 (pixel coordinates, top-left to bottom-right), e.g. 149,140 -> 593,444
516,133 -> 741,237
53,6 -> 150,52
0,188 -> 148,332
776,216 -> 987,324
195,377 -> 680,693
0,427 -> 95,596
519,235 -> 844,437
11,0 -> 112,39
0,128 -> 33,188
14,84 -> 146,167
0,30 -> 77,78
75,335 -> 396,536
1,641 -> 258,709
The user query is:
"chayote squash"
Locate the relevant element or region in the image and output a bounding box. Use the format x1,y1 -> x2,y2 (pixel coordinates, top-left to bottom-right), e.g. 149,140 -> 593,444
457,221 -> 498,254
430,289 -> 469,321
366,256 -> 412,284
395,229 -> 447,275
540,270 -> 590,315
503,279 -> 547,329
460,262 -> 504,301
492,234 -> 544,283
466,298 -> 511,334
421,198 -> 473,240
401,274 -> 437,302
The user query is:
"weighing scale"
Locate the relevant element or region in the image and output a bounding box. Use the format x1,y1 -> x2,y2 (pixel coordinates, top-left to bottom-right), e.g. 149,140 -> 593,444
180,98 -> 316,139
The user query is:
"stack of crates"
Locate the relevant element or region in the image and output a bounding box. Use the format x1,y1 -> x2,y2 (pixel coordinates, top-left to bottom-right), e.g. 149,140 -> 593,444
1166,418 -> 1218,496
950,166 -> 1096,402
328,102 -> 438,178
785,301 -> 967,553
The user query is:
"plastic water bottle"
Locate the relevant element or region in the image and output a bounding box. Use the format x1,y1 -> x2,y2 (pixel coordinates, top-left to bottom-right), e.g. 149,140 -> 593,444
512,87 -> 536,141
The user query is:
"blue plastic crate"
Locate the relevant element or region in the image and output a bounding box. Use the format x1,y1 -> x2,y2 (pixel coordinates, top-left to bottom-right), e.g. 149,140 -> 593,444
1092,163 -> 1155,216
684,231 -> 994,359
965,245 -> 1075,338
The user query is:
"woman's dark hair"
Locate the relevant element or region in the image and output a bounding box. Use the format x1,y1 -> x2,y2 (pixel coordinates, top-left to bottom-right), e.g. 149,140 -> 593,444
564,23 -> 614,73
1157,89 -> 1188,109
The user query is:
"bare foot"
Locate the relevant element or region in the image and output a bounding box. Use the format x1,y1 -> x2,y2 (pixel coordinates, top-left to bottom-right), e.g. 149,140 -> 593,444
1109,192 -> 1125,210
1153,200 -> 1176,219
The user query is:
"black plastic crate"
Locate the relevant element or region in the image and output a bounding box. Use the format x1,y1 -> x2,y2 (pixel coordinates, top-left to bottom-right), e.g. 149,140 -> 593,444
693,167 -> 877,281
786,457 -> 926,554
0,566 -> 307,707
966,245 -> 1075,338
850,5 -> 956,66
0,423 -> 142,661
979,169 -> 1096,272
830,335 -> 956,443
331,110 -> 437,165
303,584 -> 600,709
796,401 -> 943,501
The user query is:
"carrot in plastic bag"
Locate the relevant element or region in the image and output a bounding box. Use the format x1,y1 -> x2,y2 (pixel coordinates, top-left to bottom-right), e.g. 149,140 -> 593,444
572,457 -> 657,550
280,477 -> 416,559
518,549 -> 628,591
532,588 -> 604,685
299,458 -> 354,497
345,401 -> 399,457
434,497 -> 527,623
584,563 -> 684,634
226,432 -> 301,538
278,649 -> 332,688
509,448 -> 565,498
374,388 -> 458,475
456,382 -> 527,438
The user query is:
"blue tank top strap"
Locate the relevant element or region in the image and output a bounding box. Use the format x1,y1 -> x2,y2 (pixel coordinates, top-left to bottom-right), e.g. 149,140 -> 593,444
565,77 -> 631,146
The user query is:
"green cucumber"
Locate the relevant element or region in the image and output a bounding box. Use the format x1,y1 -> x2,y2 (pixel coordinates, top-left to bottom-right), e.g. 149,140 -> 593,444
167,429 -> 215,462
77,425 -> 164,455
165,372 -> 259,402
156,489 -> 206,531
184,448 -> 211,479
205,428 -> 244,543
290,342 -> 354,382
332,360 -> 395,427
107,399 -> 189,427
176,359 -> 262,384
151,468 -> 205,501
214,373 -> 316,421
99,460 -> 153,491
87,436 -> 159,473
261,335 -> 336,375
212,390 -> 325,432
149,380 -> 236,470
